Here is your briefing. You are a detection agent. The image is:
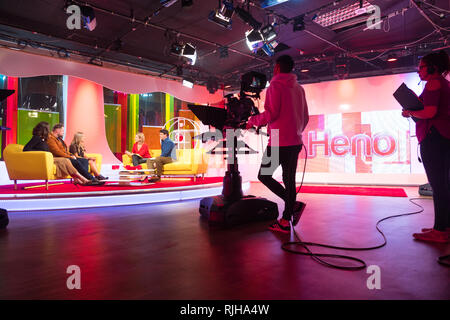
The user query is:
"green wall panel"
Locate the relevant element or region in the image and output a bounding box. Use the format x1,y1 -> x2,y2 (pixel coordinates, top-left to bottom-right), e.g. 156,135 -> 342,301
17,109 -> 59,146
104,103 -> 121,154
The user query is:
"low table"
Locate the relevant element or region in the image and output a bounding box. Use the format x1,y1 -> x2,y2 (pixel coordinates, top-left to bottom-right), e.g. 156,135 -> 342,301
107,169 -> 157,186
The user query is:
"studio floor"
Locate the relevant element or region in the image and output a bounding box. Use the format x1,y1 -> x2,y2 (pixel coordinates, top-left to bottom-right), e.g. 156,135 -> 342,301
0,182 -> 448,300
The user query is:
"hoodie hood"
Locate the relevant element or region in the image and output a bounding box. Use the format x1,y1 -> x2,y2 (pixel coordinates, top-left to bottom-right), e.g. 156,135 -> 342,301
270,73 -> 298,88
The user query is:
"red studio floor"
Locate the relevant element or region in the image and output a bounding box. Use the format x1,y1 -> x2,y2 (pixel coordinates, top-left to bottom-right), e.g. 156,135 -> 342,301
0,182 -> 448,300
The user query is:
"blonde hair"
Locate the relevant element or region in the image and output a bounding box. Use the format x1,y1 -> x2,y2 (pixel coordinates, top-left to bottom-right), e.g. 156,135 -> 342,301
136,132 -> 145,143
70,132 -> 85,152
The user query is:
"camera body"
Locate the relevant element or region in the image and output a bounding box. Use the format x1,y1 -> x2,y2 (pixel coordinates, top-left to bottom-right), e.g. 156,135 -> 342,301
223,71 -> 267,130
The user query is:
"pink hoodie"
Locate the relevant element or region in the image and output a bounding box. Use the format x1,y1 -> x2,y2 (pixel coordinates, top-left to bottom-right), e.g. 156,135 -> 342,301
248,73 -> 309,146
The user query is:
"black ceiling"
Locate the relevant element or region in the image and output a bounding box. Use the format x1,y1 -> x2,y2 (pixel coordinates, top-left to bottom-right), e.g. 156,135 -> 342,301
0,0 -> 449,89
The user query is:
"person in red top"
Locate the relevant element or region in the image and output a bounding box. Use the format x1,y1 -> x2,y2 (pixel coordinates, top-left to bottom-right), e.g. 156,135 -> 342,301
402,50 -> 450,243
125,132 -> 152,166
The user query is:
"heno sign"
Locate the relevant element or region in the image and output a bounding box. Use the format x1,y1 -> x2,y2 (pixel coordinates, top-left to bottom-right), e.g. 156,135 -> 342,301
306,131 -> 397,158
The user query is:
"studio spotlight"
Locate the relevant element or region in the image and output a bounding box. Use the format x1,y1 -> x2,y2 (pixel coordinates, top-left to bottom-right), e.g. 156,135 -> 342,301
182,43 -> 197,65
260,0 -> 290,8
245,29 -> 264,52
171,42 -> 197,65
182,77 -> 194,88
261,40 -> 278,56
387,54 -> 398,62
260,24 -> 277,42
170,42 -> 184,55
209,1 -> 234,29
161,0 -> 178,7
80,5 -> 96,31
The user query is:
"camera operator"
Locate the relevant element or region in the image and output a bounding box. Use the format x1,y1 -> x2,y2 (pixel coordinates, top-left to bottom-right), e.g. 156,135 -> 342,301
246,55 -> 309,233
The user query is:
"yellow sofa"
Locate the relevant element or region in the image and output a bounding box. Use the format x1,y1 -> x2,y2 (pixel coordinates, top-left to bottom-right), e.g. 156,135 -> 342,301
122,148 -> 208,181
3,144 -> 102,190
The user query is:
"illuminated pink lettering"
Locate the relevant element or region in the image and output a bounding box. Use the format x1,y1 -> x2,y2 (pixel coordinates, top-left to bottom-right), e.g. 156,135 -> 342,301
330,135 -> 350,156
308,131 -> 330,158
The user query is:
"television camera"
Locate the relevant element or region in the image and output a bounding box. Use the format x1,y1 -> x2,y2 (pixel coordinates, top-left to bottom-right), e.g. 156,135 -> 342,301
188,72 -> 278,227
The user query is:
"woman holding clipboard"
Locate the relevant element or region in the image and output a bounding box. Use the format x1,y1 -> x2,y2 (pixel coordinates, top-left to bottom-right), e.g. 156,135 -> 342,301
402,50 -> 450,243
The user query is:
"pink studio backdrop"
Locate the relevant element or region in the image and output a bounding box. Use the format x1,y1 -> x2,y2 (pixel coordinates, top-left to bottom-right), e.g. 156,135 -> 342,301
65,76 -> 119,164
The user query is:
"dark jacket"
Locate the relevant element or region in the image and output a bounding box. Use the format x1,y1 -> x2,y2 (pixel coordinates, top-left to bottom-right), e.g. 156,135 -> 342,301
23,135 -> 49,152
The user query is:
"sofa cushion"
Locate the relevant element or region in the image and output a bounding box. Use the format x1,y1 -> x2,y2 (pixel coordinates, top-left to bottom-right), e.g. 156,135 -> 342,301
164,162 -> 192,171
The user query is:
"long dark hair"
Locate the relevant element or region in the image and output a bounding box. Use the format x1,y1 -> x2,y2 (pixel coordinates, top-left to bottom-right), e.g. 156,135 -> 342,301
422,50 -> 450,77
32,121 -> 50,141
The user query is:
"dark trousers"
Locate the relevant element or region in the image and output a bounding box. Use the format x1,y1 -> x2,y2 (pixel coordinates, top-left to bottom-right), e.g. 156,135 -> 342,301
147,156 -> 173,177
420,127 -> 450,231
69,158 -> 94,180
132,154 -> 148,166
258,144 -> 302,221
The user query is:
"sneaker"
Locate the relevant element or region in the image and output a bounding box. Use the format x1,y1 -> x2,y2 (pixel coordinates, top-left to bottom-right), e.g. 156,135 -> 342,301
292,201 -> 306,226
149,176 -> 161,183
268,220 -> 291,234
96,175 -> 109,181
413,229 -> 450,243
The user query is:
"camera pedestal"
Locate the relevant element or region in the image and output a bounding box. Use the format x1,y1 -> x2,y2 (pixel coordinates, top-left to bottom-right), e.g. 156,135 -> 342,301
199,195 -> 279,227
199,135 -> 278,227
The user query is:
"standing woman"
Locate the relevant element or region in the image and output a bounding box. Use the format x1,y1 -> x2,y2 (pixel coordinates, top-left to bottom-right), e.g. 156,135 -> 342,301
124,132 -> 152,166
23,122 -> 91,185
402,50 -> 450,243
69,132 -> 108,180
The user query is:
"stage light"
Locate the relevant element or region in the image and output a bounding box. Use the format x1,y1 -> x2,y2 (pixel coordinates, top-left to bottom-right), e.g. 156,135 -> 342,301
260,24 -> 277,42
209,1 -> 234,29
261,40 -> 278,56
171,42 -> 183,55
161,0 -> 178,7
183,78 -> 194,88
245,29 -> 264,51
235,6 -> 262,29
300,68 -> 309,73
182,43 -> 197,65
260,0 -> 289,8
387,55 -> 398,62
78,5 -> 97,31
171,42 -> 197,65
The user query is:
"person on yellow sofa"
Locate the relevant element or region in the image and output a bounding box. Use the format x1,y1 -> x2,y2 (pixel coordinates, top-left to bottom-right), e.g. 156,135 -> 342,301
146,129 -> 177,182
23,122 -> 92,185
69,132 -> 108,180
47,123 -> 104,186
124,132 -> 152,166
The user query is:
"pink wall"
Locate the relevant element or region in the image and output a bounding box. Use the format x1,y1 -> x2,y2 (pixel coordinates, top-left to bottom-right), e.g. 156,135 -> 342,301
65,76 -> 120,164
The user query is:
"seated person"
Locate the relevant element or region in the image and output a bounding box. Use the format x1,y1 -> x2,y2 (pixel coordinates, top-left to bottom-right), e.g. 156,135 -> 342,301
69,132 -> 108,180
125,132 -> 152,166
146,129 -> 177,182
23,121 -> 92,186
47,123 -> 104,185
